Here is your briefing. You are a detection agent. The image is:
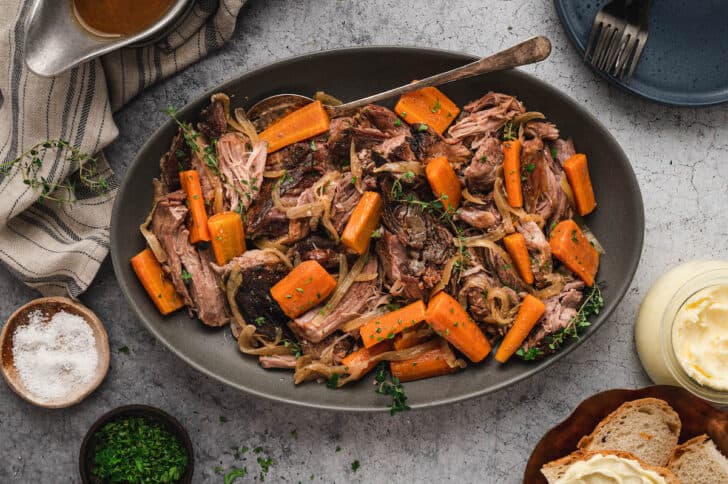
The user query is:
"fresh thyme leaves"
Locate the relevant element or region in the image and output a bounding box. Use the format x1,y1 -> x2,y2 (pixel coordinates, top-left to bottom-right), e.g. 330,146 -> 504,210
431,98 -> 441,113
550,145 -> 558,160
370,227 -> 382,239
374,363 -> 410,415
165,106 -> 220,175
181,269 -> 192,284
502,120 -> 517,141
517,283 -> 604,360
417,123 -> 429,132
0,139 -> 109,203
118,346 -> 129,354
254,316 -> 266,327
256,456 -> 275,480
92,416 -> 188,484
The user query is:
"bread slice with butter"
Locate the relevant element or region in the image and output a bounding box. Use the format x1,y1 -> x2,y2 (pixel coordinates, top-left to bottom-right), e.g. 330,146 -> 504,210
541,449 -> 680,483
667,434 -> 728,484
577,398 -> 681,467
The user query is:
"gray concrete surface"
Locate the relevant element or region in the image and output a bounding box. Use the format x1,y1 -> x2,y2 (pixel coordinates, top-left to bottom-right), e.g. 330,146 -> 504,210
2,1 -> 727,482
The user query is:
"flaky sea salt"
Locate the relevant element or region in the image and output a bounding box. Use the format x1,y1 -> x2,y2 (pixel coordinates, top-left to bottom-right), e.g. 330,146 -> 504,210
12,309 -> 98,402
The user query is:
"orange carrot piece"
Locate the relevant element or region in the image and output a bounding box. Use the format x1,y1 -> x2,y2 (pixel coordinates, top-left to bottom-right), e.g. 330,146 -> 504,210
495,294 -> 546,363
563,153 -> 597,216
179,170 -> 211,244
207,211 -> 246,265
394,85 -> 460,135
340,191 -> 383,255
549,219 -> 600,287
393,324 -> 432,351
360,300 -> 427,348
130,248 -> 184,316
425,292 -> 491,363
341,340 -> 393,377
503,232 -> 534,285
270,260 -> 337,319
390,343 -> 458,382
425,156 -> 461,211
502,139 -> 523,208
259,101 -> 330,153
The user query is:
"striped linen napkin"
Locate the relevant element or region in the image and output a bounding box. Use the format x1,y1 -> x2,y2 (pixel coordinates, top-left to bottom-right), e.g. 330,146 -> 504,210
0,0 -> 246,297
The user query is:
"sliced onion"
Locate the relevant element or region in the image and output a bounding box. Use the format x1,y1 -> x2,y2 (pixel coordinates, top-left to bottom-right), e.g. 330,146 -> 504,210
307,254 -> 368,332
286,202 -> 323,219
513,111 -> 546,125
271,180 -> 292,211
440,339 -> 467,369
430,255 -> 458,297
373,161 -> 425,176
253,239 -> 293,269
461,188 -> 487,205
232,107 -> 260,144
534,272 -> 566,300
340,306 -> 388,333
559,175 -> 576,207
312,172 -> 341,242
263,169 -> 287,178
354,273 -> 378,282
581,224 -> 606,255
139,179 -> 168,263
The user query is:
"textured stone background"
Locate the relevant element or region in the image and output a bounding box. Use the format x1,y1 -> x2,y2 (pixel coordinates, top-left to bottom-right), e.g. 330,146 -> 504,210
2,0 -> 727,482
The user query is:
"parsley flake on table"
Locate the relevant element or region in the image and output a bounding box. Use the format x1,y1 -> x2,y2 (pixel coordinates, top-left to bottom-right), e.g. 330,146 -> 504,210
351,460 -> 361,472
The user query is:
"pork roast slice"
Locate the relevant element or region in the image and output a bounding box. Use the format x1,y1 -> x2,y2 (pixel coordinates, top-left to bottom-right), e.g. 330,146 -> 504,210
464,136 -> 503,193
216,133 -> 267,212
521,280 -> 585,352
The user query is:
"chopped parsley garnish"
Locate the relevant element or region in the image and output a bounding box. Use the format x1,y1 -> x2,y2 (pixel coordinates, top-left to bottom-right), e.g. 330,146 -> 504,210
117,346 -> 129,354
393,118 -> 402,127
351,460 -> 361,472
310,140 -> 317,151
224,468 -> 246,484
92,417 -> 188,483
525,163 -> 536,172
550,145 -> 558,160
374,363 -> 410,415
431,99 -> 441,113
327,373 -> 341,389
254,317 -> 266,327
370,228 -> 382,239
417,123 -> 429,132
571,230 -> 579,243
181,268 -> 192,284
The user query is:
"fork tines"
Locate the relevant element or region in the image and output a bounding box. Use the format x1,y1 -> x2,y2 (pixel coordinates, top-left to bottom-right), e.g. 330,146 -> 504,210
584,0 -> 649,81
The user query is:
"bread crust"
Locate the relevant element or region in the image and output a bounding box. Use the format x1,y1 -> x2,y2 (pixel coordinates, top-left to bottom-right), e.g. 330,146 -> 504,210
541,449 -> 680,484
576,397 -> 681,466
668,433 -> 710,464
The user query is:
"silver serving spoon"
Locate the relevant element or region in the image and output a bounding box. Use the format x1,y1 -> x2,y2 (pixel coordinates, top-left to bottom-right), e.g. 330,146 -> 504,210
247,36 -> 552,128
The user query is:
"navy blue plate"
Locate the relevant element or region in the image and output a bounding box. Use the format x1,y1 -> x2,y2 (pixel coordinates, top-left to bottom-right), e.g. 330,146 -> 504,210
555,0 -> 728,106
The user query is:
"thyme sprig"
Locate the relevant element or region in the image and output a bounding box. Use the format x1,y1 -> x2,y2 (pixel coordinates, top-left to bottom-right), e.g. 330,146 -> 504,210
374,362 -> 410,415
165,106 -> 219,174
517,283 -> 605,361
0,139 -> 109,203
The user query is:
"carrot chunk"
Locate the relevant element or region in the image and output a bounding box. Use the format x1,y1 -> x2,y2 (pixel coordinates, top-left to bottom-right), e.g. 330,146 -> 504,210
340,191 -> 383,255
207,211 -> 246,265
259,101 -> 330,153
425,292 -> 491,363
393,324 -> 432,351
425,156 -> 461,211
341,340 -> 393,377
390,343 -> 458,382
503,232 -> 534,285
131,248 -> 184,316
394,85 -> 460,135
495,294 -> 546,363
179,170 -> 211,244
563,153 -> 597,216
502,139 -> 523,208
359,301 -> 427,348
270,260 -> 337,319
549,219 -> 600,287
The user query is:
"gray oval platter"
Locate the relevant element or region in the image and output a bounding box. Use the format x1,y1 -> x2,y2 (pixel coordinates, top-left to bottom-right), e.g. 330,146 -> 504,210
110,47 -> 644,412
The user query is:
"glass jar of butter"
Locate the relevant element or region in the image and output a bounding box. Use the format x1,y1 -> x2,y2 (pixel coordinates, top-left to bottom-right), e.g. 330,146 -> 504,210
635,260 -> 728,404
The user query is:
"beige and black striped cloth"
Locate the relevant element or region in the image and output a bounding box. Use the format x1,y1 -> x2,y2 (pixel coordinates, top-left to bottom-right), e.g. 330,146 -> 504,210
0,0 -> 246,297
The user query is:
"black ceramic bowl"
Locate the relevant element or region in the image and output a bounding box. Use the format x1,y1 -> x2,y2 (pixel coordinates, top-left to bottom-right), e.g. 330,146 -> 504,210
110,46 -> 644,411
79,405 -> 194,483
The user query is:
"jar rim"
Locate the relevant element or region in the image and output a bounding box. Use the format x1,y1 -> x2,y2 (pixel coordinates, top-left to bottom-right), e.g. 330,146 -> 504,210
660,267 -> 728,404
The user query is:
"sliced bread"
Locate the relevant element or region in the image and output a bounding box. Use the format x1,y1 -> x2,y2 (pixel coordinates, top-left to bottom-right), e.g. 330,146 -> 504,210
541,449 -> 680,484
577,398 -> 681,467
667,434 -> 728,484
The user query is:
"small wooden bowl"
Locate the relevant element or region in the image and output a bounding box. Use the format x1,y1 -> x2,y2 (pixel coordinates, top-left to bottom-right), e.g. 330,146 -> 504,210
79,405 -> 194,483
523,385 -> 728,483
0,296 -> 110,408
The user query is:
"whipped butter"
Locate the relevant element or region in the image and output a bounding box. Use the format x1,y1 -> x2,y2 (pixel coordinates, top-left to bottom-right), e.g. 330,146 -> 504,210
672,284 -> 728,391
555,454 -> 667,484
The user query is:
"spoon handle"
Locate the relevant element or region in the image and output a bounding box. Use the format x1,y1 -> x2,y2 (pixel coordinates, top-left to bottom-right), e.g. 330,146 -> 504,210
333,36 -> 551,115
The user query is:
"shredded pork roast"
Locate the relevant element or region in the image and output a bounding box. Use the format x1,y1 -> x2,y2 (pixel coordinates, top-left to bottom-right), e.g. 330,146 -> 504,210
140,89 -> 602,387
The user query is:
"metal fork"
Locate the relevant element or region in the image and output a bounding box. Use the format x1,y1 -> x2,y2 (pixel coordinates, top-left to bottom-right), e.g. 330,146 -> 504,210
584,0 -> 651,81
